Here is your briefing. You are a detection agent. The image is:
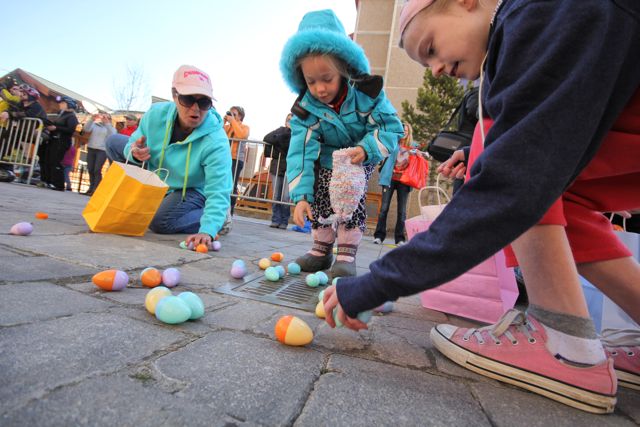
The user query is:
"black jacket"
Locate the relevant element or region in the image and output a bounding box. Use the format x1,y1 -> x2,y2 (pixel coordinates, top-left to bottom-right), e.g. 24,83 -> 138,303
51,110 -> 79,145
263,126 -> 291,176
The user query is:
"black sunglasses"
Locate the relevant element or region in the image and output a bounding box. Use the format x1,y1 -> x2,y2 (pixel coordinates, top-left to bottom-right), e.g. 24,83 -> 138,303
174,91 -> 212,111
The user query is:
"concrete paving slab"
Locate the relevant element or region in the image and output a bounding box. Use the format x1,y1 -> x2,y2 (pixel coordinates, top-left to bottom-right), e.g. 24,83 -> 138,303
0,312 -> 185,413
616,388 -> 640,424
155,330 -> 324,425
0,252 -> 96,283
296,354 -> 491,426
0,282 -> 113,326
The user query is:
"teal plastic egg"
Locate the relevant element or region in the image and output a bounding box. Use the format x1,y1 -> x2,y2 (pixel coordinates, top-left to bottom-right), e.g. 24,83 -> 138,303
287,262 -> 301,275
275,265 -> 286,278
177,292 -> 205,320
332,277 -> 339,286
155,296 -> 192,324
357,310 -> 373,323
306,274 -> 320,288
318,289 -> 325,302
315,271 -> 329,285
265,266 -> 280,281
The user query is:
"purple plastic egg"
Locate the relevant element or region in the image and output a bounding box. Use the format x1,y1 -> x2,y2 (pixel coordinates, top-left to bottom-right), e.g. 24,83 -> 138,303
230,264 -> 247,279
112,270 -> 129,291
211,240 -> 222,251
162,267 -> 181,288
9,222 -> 33,236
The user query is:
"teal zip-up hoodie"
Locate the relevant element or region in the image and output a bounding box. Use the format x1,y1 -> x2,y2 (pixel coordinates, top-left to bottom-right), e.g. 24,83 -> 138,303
280,9 -> 403,204
124,102 -> 232,237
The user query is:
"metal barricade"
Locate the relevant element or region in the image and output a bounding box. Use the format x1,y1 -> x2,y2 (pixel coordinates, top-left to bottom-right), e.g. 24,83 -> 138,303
230,138 -> 294,214
0,118 -> 43,184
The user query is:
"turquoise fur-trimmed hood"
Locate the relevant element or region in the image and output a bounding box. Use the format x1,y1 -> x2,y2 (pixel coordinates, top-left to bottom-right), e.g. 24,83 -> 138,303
280,9 -> 370,93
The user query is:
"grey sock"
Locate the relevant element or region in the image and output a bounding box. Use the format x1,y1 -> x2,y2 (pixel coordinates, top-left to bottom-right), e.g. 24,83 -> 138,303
527,304 -> 597,339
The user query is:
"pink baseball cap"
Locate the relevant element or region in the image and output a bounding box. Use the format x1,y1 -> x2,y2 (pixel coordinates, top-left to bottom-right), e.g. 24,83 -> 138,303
398,0 -> 436,47
172,65 -> 216,100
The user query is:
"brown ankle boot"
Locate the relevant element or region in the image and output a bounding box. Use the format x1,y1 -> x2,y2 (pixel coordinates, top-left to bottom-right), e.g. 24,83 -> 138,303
296,240 -> 334,272
330,244 -> 357,278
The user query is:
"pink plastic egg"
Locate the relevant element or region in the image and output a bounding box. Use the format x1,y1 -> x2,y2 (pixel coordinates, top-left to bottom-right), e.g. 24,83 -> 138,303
9,222 -> 33,236
230,264 -> 247,279
162,267 -> 181,288
211,240 -> 222,251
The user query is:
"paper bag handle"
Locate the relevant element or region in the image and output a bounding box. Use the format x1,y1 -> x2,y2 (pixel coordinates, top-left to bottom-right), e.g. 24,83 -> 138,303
417,175 -> 451,209
608,212 -> 628,231
153,168 -> 170,183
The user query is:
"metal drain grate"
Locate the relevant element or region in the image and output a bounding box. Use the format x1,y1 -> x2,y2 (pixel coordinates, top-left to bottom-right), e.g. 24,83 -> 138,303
214,272 -> 322,311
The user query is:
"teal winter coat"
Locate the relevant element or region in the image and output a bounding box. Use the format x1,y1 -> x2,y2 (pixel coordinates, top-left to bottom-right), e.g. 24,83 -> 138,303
124,102 -> 232,237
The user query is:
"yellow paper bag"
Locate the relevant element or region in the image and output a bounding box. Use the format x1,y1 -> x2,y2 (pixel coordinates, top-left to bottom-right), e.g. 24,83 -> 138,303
82,162 -> 168,236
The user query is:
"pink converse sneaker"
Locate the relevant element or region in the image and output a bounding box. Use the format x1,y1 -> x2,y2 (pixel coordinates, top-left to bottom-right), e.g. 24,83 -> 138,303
601,328 -> 640,391
430,310 -> 617,414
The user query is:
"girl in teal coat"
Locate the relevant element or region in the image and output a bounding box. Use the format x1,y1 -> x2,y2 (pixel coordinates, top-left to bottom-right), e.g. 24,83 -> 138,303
280,9 -> 404,277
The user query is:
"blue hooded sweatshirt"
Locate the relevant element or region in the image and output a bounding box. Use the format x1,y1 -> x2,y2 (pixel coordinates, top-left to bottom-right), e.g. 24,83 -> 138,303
279,9 -> 403,204
124,102 -> 232,237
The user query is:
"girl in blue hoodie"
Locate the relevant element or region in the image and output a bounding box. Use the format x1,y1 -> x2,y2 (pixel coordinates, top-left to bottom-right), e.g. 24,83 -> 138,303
280,9 -> 404,278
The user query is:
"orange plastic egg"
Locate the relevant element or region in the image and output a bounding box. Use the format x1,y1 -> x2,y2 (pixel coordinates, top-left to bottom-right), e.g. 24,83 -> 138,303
92,269 -> 129,291
271,252 -> 284,262
140,267 -> 163,288
274,315 -> 313,346
196,244 -> 208,253
35,212 -> 49,220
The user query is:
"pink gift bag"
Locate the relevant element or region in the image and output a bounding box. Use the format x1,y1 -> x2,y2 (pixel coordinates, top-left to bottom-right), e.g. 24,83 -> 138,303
405,217 -> 519,324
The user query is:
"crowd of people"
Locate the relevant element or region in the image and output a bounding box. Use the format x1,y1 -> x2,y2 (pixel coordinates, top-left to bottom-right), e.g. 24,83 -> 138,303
1,2 -> 638,415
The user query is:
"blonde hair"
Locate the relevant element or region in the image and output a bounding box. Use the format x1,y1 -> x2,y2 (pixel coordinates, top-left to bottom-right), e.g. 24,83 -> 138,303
399,122 -> 413,146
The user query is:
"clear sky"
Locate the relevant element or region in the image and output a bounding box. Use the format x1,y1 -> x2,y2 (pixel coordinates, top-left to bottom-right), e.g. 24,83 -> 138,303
3,0 -> 357,139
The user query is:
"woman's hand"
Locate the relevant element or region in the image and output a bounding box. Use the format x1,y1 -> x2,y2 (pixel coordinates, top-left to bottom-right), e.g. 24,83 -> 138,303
347,146 -> 366,164
293,200 -> 313,227
186,233 -> 212,248
436,149 -> 466,180
131,136 -> 150,162
323,285 -> 368,331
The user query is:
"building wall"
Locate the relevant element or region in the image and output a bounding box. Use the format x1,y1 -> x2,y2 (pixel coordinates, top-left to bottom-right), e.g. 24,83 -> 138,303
354,0 -> 426,236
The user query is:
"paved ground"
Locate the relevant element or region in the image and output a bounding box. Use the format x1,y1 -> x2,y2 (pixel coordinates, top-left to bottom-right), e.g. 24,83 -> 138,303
0,182 -> 638,426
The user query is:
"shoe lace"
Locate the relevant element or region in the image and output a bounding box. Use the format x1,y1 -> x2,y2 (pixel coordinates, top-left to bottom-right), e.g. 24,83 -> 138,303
600,328 -> 640,356
462,309 -> 537,345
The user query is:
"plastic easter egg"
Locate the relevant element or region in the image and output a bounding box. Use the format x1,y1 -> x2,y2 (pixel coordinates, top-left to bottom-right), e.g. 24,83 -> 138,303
318,289 -> 325,302
177,292 -> 205,320
315,271 -> 329,286
357,310 -> 373,324
230,265 -> 247,279
271,251 -> 284,262
179,240 -> 195,250
161,267 -> 181,288
287,262 -> 301,275
275,315 -> 313,346
315,300 -> 325,318
232,259 -> 246,268
155,296 -> 192,324
306,274 -> 320,288
211,240 -> 222,251
332,310 -> 344,328
9,222 -> 33,236
140,267 -> 162,288
196,244 -> 208,253
258,258 -> 271,270
35,212 -> 48,220
332,277 -> 339,286
374,301 -> 394,313
265,266 -> 280,282
275,265 -> 286,278
145,286 -> 172,314
92,269 -> 129,291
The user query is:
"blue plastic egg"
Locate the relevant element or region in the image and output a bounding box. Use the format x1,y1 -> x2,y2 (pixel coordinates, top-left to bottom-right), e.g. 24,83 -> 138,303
265,266 -> 280,281
306,274 -> 320,288
357,310 -> 373,324
374,301 -> 394,313
287,262 -> 301,275
315,271 -> 329,285
177,292 -> 205,320
275,265 -> 286,278
155,296 -> 192,324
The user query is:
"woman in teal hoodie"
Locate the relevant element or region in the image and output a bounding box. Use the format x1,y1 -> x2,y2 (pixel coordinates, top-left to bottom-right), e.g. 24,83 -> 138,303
280,9 -> 404,278
120,65 -> 232,248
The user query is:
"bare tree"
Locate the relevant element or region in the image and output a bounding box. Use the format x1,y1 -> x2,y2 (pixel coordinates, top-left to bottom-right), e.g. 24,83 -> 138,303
113,64 -> 149,111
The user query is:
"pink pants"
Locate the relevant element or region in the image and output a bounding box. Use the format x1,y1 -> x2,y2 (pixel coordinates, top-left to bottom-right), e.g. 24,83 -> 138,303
466,88 -> 640,267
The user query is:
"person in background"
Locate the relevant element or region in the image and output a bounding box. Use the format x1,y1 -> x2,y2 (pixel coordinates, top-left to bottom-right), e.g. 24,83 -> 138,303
373,122 -> 416,246
280,9 -> 403,277
82,112 -> 116,195
62,142 -> 77,191
120,114 -> 138,136
107,64 -> 232,248
263,113 -> 293,229
44,96 -> 79,191
323,0 -> 640,413
220,105 -> 249,234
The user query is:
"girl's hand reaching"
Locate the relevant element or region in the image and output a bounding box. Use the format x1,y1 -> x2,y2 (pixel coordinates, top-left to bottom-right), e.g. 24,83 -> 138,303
323,285 -> 368,331
437,149 -> 466,180
347,146 -> 366,164
293,200 -> 313,227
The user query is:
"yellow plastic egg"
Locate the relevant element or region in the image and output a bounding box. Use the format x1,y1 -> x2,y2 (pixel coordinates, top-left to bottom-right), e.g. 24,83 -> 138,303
145,286 -> 172,314
258,258 -> 271,270
315,300 -> 325,319
275,315 -> 313,346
